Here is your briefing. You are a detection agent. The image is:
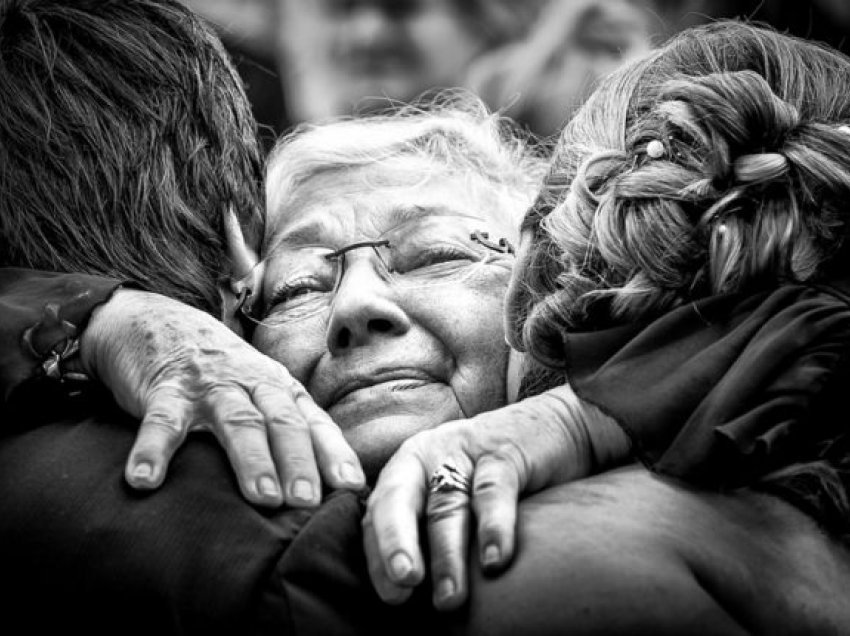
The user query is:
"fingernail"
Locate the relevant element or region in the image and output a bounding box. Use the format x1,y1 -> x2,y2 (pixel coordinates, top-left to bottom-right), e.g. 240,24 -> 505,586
131,462 -> 154,481
482,543 -> 501,568
389,551 -> 413,581
338,462 -> 362,486
435,577 -> 456,605
291,478 -> 314,502
257,475 -> 280,498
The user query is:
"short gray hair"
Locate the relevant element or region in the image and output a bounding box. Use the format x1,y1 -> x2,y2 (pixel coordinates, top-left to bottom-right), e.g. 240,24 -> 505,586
264,92 -> 547,253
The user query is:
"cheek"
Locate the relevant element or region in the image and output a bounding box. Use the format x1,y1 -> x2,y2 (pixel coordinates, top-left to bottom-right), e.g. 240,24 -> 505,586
416,281 -> 510,416
251,320 -> 326,384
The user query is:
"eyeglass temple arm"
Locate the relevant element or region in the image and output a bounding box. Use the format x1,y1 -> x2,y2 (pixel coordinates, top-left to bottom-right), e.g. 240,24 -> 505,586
324,239 -> 391,260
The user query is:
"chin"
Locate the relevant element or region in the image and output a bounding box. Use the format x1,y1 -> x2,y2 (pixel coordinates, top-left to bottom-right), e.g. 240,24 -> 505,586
342,412 -> 450,481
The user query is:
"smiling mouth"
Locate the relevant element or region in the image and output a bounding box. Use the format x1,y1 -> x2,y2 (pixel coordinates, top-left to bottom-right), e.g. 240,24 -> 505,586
328,371 -> 437,407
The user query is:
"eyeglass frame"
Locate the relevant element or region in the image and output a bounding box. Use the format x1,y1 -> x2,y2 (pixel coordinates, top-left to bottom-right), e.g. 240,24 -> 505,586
233,228 -> 514,328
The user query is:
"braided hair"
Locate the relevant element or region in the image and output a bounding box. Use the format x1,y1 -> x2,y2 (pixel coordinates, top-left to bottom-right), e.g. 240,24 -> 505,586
512,21 -> 850,369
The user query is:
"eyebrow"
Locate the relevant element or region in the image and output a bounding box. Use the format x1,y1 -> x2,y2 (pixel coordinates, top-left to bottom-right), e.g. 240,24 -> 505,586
269,221 -> 335,250
384,204 -> 483,225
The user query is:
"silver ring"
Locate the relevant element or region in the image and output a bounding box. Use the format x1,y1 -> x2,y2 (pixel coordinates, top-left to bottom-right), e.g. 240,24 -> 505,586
428,462 -> 471,496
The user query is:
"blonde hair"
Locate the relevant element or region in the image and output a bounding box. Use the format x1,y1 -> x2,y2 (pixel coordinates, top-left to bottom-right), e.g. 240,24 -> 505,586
264,92 -> 547,255
514,21 -> 850,368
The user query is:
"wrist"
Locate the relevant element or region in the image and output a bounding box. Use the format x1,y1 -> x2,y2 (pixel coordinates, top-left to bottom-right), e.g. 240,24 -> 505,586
539,384 -> 631,477
77,287 -> 154,385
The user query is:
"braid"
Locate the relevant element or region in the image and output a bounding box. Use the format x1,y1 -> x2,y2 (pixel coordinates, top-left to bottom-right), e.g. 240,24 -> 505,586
516,25 -> 850,366
539,71 -> 850,335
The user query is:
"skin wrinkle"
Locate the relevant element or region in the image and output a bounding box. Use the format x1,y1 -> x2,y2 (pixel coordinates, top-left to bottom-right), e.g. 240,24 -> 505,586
256,162 -> 517,475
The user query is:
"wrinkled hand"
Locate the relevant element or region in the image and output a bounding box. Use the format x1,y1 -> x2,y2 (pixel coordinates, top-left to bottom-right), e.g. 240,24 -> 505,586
363,385 -> 627,610
80,289 -> 365,507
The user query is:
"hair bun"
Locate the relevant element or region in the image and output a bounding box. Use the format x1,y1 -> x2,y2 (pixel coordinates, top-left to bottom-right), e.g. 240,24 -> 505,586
658,70 -> 800,155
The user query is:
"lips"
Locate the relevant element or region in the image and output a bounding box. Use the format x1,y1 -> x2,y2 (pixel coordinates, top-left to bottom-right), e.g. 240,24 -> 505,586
325,368 -> 439,408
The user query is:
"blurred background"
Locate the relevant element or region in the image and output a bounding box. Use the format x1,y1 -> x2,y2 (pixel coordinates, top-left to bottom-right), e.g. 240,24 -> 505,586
183,0 -> 850,153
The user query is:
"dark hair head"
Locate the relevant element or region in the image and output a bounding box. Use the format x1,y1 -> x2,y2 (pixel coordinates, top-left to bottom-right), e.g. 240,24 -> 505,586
511,21 -> 850,368
0,0 -> 264,314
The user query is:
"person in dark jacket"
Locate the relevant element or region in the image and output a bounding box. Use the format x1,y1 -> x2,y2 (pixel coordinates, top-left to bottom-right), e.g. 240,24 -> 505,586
0,0 -> 367,507
0,0 -> 388,633
364,21 -> 850,634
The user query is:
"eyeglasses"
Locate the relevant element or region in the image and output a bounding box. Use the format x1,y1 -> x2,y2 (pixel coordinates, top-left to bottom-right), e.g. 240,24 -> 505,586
239,215 -> 515,328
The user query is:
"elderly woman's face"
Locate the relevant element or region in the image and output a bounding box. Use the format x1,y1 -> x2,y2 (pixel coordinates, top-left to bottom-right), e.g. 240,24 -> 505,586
253,157 -> 518,475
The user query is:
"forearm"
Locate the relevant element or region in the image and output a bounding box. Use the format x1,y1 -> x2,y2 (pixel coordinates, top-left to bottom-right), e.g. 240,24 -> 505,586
531,383 -> 632,480
77,288 -> 215,412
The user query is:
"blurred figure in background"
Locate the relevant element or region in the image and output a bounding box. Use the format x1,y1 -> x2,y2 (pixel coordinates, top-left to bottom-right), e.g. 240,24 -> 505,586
275,0 -> 547,123
183,0 -> 286,151
464,0 -> 652,138
186,0 -> 850,146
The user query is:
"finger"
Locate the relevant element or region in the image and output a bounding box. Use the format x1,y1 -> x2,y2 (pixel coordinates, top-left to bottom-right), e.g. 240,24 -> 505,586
366,450 -> 429,590
209,386 -> 285,507
125,386 -> 192,490
291,384 -> 365,490
362,510 -> 415,605
251,383 -> 321,508
471,452 -> 521,575
426,479 -> 473,611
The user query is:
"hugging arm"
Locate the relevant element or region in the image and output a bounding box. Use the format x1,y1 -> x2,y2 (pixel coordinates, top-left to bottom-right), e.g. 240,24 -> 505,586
0,267 -> 364,507
365,282 -> 850,617
363,382 -> 630,609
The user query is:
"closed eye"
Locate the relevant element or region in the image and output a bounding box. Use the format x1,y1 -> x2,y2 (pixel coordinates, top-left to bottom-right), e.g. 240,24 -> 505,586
395,246 -> 478,274
264,277 -> 333,317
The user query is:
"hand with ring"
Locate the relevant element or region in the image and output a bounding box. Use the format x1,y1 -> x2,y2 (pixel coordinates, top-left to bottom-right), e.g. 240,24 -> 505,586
362,384 -> 630,610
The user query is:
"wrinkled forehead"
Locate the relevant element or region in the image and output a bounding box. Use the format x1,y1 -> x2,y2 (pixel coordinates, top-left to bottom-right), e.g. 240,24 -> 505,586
263,158 -> 521,256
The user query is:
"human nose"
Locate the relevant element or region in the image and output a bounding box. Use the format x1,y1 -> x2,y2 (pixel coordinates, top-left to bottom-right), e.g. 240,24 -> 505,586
326,256 -> 411,355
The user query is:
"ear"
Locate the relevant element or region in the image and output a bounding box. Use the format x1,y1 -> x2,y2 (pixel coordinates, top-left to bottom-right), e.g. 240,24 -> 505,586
505,347 -> 526,404
219,207 -> 264,336
224,205 -> 260,279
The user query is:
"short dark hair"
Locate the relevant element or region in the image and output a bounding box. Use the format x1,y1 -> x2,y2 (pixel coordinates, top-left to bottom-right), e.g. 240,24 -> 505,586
0,0 -> 264,314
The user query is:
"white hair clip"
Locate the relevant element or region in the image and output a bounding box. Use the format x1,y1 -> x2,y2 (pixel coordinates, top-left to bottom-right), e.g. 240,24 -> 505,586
839,125 -> 850,137
646,139 -> 665,159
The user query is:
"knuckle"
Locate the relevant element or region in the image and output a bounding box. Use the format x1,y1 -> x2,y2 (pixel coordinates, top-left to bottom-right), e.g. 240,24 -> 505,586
218,407 -> 265,431
229,448 -> 274,472
221,418 -> 266,435
148,382 -> 185,400
278,454 -> 318,475
482,443 -> 528,480
265,412 -> 308,431
472,476 -> 503,498
425,493 -> 469,521
141,412 -> 185,439
251,379 -> 289,400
